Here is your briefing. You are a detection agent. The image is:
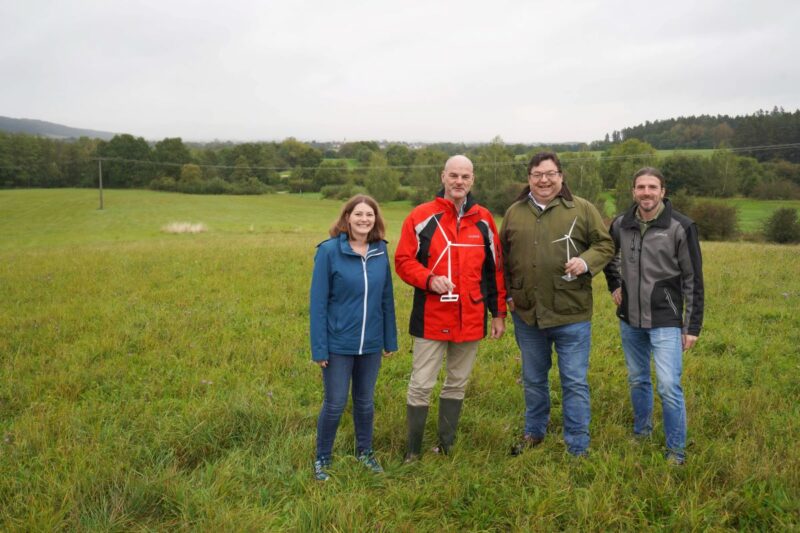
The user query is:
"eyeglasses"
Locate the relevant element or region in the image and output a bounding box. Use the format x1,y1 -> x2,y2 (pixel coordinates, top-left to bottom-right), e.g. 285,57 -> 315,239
529,171 -> 561,180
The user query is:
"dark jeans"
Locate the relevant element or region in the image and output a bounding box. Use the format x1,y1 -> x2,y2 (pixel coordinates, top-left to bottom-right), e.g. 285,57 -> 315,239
316,352 -> 382,461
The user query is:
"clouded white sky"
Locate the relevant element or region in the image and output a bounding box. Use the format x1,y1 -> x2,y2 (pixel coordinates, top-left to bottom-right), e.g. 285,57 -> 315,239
2,0 -> 798,143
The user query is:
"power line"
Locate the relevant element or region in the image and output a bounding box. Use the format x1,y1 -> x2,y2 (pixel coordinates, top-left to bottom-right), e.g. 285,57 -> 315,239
0,142 -> 799,173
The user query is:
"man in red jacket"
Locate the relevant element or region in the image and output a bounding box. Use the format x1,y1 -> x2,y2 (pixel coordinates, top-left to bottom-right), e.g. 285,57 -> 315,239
395,155 -> 507,461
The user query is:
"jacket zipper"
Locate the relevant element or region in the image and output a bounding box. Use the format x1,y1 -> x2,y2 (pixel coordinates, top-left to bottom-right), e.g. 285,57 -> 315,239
664,288 -> 678,316
634,231 -> 643,327
359,256 -> 368,354
357,248 -> 385,355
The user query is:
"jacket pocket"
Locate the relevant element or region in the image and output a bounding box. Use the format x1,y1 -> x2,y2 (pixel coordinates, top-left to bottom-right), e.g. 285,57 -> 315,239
651,277 -> 683,326
552,275 -> 591,314
470,289 -> 484,304
509,278 -> 531,310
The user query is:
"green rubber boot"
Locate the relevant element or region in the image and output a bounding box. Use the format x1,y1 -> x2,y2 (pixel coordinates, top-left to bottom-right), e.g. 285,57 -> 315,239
405,404 -> 429,463
437,398 -> 464,455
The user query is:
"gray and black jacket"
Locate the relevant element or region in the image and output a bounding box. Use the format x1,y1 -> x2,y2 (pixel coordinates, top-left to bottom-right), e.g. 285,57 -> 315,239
604,199 -> 704,336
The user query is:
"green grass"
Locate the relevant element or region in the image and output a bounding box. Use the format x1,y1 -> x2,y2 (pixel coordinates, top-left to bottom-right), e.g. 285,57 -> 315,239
1,189 -> 799,530
716,197 -> 800,233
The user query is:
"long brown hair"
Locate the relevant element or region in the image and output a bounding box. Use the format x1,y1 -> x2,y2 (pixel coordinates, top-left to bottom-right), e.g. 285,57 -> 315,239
329,194 -> 386,243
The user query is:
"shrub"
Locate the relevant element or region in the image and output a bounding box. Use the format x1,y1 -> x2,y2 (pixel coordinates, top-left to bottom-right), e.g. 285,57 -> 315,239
689,201 -> 738,241
750,179 -> 800,200
320,183 -> 366,201
668,188 -> 695,215
230,177 -> 270,195
199,177 -> 233,194
149,176 -> 177,192
393,186 -> 412,202
364,167 -> 401,202
763,208 -> 800,243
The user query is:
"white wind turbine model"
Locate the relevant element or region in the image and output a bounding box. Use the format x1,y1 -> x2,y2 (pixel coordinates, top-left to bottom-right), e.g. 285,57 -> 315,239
430,215 -> 484,302
552,216 -> 579,282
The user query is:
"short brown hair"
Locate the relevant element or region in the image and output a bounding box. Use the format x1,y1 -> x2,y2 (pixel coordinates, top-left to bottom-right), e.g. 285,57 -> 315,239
632,167 -> 665,188
329,194 -> 386,243
527,151 -> 563,175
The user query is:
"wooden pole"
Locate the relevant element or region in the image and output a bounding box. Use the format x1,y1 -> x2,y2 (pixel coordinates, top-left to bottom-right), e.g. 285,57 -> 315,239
98,159 -> 104,210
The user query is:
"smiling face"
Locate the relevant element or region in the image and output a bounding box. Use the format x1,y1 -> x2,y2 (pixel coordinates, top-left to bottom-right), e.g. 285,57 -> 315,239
441,156 -> 474,206
632,174 -> 666,218
347,202 -> 376,240
528,158 -> 563,205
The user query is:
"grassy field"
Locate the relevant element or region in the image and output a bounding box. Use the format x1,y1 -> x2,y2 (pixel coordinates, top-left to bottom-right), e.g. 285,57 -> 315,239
1,189 -> 799,530
715,197 -> 800,233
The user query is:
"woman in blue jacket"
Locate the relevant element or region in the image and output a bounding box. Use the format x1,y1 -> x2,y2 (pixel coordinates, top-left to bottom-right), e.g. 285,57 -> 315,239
309,195 -> 398,481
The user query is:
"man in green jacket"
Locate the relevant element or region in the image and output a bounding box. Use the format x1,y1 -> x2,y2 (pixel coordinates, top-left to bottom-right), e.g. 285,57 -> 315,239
500,151 -> 614,457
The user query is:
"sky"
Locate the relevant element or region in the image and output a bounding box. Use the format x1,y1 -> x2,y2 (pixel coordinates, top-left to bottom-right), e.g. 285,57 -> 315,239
2,0 -> 799,144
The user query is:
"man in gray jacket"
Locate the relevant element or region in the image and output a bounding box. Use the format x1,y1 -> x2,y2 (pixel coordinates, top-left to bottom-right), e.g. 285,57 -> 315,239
604,167 -> 704,465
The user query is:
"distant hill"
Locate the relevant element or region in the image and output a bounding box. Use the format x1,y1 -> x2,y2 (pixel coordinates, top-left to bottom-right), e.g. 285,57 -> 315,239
0,116 -> 118,141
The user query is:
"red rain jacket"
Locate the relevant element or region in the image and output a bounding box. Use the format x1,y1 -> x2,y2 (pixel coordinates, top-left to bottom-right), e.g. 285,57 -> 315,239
395,192 -> 506,342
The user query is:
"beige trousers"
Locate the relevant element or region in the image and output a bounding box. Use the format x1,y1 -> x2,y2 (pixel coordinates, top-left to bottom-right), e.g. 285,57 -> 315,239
406,337 -> 480,406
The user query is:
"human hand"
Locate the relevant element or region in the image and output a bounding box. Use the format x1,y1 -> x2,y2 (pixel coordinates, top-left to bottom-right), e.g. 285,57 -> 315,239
429,275 -> 455,295
383,351 -> 395,358
315,360 -> 328,368
491,316 -> 505,339
507,298 -> 515,312
564,258 -> 588,278
611,288 -> 622,306
682,334 -> 698,351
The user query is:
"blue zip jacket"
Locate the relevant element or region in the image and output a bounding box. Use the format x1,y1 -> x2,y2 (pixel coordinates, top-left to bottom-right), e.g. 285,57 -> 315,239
309,233 -> 398,361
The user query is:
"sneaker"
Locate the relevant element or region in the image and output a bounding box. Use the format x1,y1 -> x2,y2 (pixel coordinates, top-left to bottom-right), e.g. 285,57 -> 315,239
510,434 -> 544,456
356,449 -> 384,473
313,458 -> 331,481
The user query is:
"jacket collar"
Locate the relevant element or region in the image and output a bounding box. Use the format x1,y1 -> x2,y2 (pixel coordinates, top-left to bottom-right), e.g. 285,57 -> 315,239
620,198 -> 673,230
337,233 -> 385,257
435,189 -> 478,214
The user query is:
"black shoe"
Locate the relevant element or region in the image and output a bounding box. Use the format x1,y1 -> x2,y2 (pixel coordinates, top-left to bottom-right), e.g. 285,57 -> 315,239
510,434 -> 544,456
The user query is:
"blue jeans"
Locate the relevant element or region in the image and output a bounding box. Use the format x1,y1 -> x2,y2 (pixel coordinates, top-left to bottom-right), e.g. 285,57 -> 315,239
316,352 -> 382,461
513,314 -> 591,455
620,321 -> 686,458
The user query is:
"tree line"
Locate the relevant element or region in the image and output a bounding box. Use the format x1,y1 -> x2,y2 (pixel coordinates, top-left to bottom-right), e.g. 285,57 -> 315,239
592,107 -> 800,163
1,128 -> 799,217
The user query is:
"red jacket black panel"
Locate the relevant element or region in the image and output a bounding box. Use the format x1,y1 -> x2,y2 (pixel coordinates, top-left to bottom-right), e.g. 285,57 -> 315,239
395,192 -> 507,342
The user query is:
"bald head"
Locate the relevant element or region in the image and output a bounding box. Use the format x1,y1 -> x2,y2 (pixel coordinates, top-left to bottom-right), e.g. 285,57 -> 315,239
444,154 -> 473,173
441,154 -> 474,207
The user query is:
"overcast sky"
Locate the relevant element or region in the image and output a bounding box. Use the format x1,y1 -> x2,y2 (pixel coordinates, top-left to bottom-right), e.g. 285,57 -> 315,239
2,0 -> 799,144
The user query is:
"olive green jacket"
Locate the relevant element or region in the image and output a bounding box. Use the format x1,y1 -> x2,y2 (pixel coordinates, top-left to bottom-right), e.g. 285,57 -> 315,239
500,194 -> 614,328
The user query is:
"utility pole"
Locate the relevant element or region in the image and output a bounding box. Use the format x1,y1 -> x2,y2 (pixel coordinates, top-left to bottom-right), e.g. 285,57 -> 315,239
98,159 -> 104,210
